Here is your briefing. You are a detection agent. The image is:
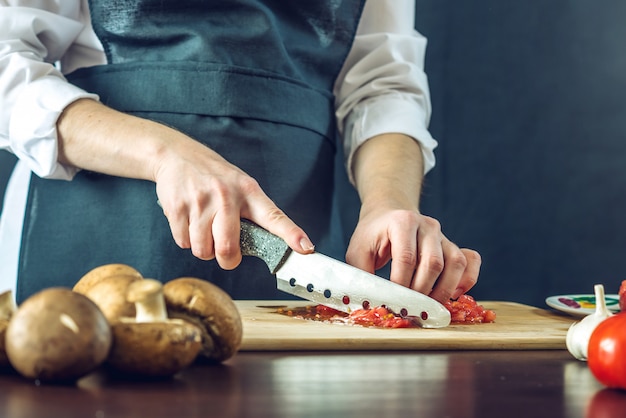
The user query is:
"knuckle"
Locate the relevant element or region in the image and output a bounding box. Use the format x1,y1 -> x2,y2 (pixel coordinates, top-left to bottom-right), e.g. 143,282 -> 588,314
215,240 -> 240,261
192,247 -> 214,261
176,237 -> 191,249
389,210 -> 420,228
448,250 -> 468,271
423,254 -> 445,275
424,216 -> 441,230
422,216 -> 442,232
463,249 -> 482,266
397,249 -> 418,267
465,274 -> 479,287
267,207 -> 287,220
169,200 -> 191,218
238,176 -> 262,195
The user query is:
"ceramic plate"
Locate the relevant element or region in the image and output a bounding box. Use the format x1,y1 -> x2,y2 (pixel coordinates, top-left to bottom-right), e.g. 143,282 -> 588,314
545,294 -> 621,317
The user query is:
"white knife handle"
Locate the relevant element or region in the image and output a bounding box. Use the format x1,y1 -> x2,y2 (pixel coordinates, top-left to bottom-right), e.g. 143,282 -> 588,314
240,220 -> 292,274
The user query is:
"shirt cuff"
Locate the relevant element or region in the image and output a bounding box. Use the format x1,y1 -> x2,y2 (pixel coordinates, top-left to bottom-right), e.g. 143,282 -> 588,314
343,93 -> 438,185
9,75 -> 99,180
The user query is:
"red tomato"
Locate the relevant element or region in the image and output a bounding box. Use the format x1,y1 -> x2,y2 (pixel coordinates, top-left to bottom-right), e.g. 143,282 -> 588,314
619,280 -> 626,312
588,313 -> 626,390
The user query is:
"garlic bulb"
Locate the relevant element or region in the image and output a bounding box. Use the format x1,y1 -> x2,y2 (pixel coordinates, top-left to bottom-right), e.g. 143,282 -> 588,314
566,284 -> 613,361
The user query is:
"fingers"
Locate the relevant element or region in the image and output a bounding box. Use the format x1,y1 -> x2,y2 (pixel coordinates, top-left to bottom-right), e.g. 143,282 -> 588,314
163,204 -> 192,250
375,213 -> 481,305
455,248 -> 481,296
243,188 -> 315,255
211,211 -> 242,270
401,217 -> 443,294
158,176 -> 313,271
345,233 -> 383,276
426,238 -> 468,303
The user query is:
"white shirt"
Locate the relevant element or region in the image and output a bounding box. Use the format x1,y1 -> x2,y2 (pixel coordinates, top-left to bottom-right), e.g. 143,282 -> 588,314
0,0 -> 437,294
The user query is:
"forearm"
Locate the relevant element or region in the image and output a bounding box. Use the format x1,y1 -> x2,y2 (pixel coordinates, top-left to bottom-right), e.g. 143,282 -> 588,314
352,133 -> 424,212
56,98 -> 197,182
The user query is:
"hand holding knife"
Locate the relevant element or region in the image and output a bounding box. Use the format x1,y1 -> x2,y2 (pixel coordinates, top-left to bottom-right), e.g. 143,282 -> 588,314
240,219 -> 451,328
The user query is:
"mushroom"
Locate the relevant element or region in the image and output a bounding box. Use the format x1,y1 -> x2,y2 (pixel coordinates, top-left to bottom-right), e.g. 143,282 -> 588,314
0,290 -> 17,368
5,288 -> 112,382
106,279 -> 202,378
83,275 -> 142,323
162,277 -> 243,362
73,263 -> 143,295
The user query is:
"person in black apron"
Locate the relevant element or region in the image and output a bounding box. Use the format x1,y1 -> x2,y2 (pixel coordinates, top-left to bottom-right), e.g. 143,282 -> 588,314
16,0 -> 481,304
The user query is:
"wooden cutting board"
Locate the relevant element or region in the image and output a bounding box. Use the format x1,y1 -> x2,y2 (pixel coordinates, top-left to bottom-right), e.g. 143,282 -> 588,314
235,300 -> 575,351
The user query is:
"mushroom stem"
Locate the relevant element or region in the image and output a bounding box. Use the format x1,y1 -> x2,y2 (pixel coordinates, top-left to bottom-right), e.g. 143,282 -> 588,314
0,290 -> 16,320
127,279 -> 168,323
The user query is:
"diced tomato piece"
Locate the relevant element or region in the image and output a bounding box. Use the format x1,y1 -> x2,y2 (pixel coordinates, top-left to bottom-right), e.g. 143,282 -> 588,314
444,294 -> 496,324
346,306 -> 415,328
315,304 -> 343,316
483,309 -> 497,323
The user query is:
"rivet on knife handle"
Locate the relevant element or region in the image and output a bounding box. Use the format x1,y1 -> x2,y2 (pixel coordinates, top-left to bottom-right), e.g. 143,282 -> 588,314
240,220 -> 292,274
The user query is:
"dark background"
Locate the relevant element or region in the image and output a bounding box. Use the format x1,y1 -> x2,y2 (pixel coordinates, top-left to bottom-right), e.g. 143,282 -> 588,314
415,1 -> 626,306
3,1 -> 626,307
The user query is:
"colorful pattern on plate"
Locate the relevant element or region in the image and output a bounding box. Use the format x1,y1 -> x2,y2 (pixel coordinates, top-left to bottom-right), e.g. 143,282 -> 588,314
557,295 -> 619,310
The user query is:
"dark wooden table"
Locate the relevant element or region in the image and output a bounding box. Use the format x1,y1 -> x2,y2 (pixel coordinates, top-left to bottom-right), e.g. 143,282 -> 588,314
0,350 -> 623,418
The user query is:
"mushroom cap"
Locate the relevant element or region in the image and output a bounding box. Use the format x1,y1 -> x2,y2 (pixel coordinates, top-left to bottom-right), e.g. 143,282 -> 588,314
162,277 -> 243,362
107,319 -> 202,378
73,264 -> 142,295
5,288 -> 112,382
83,275 -> 141,324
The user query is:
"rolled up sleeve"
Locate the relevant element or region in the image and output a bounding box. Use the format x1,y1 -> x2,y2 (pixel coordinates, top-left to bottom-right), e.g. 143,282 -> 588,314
0,5 -> 99,180
334,0 -> 437,184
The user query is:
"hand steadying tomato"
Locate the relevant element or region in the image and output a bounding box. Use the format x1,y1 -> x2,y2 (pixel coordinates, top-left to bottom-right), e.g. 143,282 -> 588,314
588,313 -> 626,390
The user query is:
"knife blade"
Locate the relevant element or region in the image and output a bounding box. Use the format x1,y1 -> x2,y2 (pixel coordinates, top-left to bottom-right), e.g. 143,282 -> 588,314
239,219 -> 451,328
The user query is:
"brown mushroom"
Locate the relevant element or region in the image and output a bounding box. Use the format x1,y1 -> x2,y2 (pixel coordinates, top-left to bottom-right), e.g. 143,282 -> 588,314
0,290 -> 17,368
162,277 -> 243,362
73,263 -> 142,295
83,275 -> 141,323
5,288 -> 112,382
106,279 -> 202,378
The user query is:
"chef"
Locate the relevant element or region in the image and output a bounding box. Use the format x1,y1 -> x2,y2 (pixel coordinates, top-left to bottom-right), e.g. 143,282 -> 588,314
0,0 -> 480,304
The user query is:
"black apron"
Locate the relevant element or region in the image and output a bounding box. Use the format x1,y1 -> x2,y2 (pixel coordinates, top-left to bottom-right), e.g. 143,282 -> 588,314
17,0 -> 365,303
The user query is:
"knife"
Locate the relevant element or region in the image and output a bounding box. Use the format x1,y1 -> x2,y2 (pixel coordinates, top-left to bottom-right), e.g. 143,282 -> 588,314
239,219 -> 451,328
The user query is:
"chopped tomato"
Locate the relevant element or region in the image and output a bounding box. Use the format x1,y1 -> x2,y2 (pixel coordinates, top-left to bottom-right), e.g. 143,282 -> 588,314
444,294 -> 496,324
277,294 -> 495,328
315,304 -> 343,316
348,306 -> 416,328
